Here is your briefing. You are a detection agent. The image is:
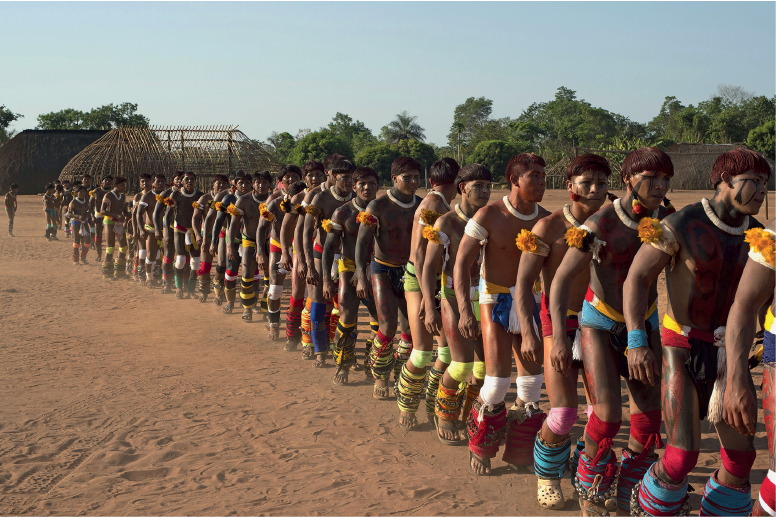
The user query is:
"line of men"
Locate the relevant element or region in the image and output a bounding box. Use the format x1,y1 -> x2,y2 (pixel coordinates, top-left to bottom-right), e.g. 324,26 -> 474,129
44,148 -> 774,517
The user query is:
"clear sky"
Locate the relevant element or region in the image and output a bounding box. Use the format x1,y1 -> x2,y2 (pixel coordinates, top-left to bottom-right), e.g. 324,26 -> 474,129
2,1 -> 774,146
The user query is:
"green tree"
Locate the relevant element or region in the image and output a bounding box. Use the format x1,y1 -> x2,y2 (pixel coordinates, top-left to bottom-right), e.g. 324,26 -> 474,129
391,139 -> 437,173
355,143 -> 400,184
288,130 -> 352,166
447,96 -> 494,150
381,111 -> 425,144
466,140 -> 520,183
36,103 -> 149,130
0,105 -> 23,146
37,108 -> 85,129
747,120 -> 775,160
266,131 -> 296,162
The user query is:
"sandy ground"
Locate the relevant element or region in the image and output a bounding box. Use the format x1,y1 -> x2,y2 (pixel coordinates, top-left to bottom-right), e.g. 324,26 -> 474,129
0,190 -> 771,516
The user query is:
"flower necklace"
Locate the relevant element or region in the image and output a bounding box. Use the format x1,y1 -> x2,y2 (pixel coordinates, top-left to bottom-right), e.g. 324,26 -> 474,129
614,198 -> 657,230
702,198 -> 748,235
563,204 -> 581,228
387,189 -> 416,209
503,196 -> 538,220
330,186 -> 353,202
428,190 -> 451,211
454,204 -> 471,222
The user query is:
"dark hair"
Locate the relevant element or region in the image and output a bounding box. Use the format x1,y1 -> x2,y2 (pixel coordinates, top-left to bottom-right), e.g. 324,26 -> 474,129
102,175 -> 114,182
54,179 -> 61,184
280,163 -> 304,180
324,154 -> 347,170
288,181 -> 308,197
621,147 -> 673,184
254,170 -> 272,183
114,177 -> 127,185
711,148 -> 772,188
566,154 -> 611,181
429,157 -> 460,186
10,183 -> 19,189
46,183 -> 54,190
81,174 -> 91,179
353,166 -> 379,185
456,163 -> 492,193
173,170 -> 184,179
331,159 -> 356,175
505,153 -> 546,184
62,179 -> 71,184
234,171 -> 251,183
183,171 -> 196,179
301,160 -> 323,176
391,156 -> 422,177
55,184 -> 64,191
140,173 -> 152,181
153,173 -> 166,182
212,174 -> 229,184
77,185 -> 88,192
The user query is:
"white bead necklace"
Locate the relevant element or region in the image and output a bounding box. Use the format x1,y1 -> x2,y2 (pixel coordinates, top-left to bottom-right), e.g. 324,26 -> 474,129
563,204 -> 581,228
387,189 -> 416,209
503,196 -> 538,220
428,190 -> 451,211
701,198 -> 748,235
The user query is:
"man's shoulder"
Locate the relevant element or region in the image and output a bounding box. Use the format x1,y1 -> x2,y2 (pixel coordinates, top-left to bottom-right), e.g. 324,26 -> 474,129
332,203 -> 353,223
664,201 -> 704,232
418,193 -> 450,214
532,209 -> 568,241
474,202 -> 505,225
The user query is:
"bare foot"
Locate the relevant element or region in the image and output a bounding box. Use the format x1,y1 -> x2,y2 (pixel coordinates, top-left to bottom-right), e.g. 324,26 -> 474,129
313,354 -> 328,368
301,346 -> 314,360
399,411 -> 418,429
333,366 -> 349,385
469,452 -> 491,476
373,382 -> 395,400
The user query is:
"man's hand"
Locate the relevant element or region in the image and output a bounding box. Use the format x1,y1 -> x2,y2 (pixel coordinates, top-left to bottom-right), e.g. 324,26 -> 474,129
550,336 -> 572,377
155,231 -> 163,242
280,253 -> 293,275
354,271 -> 370,300
195,234 -> 203,249
139,228 -> 148,240
423,303 -> 442,336
627,346 -> 660,386
306,263 -> 320,286
458,305 -> 479,340
257,252 -> 268,271
521,334 -> 543,365
227,245 -> 238,263
323,279 -> 337,301
209,243 -> 218,257
722,379 -> 757,435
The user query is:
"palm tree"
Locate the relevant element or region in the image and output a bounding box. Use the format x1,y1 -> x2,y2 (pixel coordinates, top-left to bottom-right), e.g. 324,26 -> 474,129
383,111 -> 425,144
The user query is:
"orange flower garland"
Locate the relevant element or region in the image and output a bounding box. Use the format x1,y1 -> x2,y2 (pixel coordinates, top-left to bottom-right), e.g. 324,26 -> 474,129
745,228 -> 775,267
637,217 -> 663,244
422,225 -> 442,244
515,229 -> 538,253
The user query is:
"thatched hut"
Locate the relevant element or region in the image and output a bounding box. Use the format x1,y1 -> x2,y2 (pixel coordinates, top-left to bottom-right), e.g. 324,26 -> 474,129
0,129 -> 108,194
665,142 -> 775,190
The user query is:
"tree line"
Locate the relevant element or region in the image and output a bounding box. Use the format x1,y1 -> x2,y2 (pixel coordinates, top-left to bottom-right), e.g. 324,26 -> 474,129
2,85 -> 773,184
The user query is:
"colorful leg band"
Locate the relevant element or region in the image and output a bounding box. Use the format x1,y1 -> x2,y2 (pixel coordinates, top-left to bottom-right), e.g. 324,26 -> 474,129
425,367 -> 444,414
503,411 -> 545,466
757,470 -> 776,516
394,338 -> 413,379
240,278 -> 256,308
630,409 -> 664,450
329,308 -> 339,343
534,433 -> 571,479
700,469 -> 752,516
409,349 -> 433,369
301,307 -> 312,347
467,400 -> 506,459
106,246 -> 115,254
618,447 -> 658,511
435,382 -> 464,421
447,360 -> 474,382
637,463 -> 690,516
437,346 -> 451,364
662,445 -> 700,482
370,321 -> 379,333
268,309 -> 280,324
289,296 -> 304,309
577,448 -> 618,494
369,333 -> 395,380
546,407 -> 578,436
720,448 -> 756,480
333,322 -> 357,367
570,438 -> 585,481
480,375 -> 511,409
396,364 -> 426,413
516,374 -> 543,406
461,382 -> 481,423
286,309 -> 302,340
472,361 -> 485,380
310,302 -> 328,353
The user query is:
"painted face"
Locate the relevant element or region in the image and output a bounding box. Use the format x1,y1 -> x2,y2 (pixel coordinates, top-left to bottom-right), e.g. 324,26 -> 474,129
82,177 -> 91,187
173,176 -> 183,189
235,179 -> 251,195
182,174 -> 196,191
393,169 -> 420,196
727,170 -> 769,215
213,178 -> 227,193
461,180 -> 492,208
139,178 -> 150,191
102,178 -> 113,189
515,165 -> 546,202
152,177 -> 165,191
334,173 -> 353,193
282,172 -> 301,191
306,170 -> 324,188
629,170 -> 670,211
568,170 -> 609,211
355,176 -> 378,203
253,179 -> 270,195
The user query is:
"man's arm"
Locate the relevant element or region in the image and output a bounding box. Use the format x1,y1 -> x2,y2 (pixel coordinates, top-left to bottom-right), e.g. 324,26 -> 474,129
723,259 -> 773,435
303,197 -> 322,285
453,234 -> 481,341
321,226 -> 342,301
279,209 -> 299,275
354,208 -> 377,300
515,250 -> 546,364
293,212 -> 307,279
256,207 -> 272,271
152,194 -> 166,239
192,196 -> 206,246
420,227 -> 445,336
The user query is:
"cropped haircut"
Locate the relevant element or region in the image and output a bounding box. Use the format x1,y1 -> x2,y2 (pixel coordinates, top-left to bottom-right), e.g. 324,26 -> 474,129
288,181 -> 308,197
234,171 -> 251,183
81,174 -> 91,179
711,148 -> 772,188
331,159 -> 356,175
300,160 -> 323,176
153,173 -> 166,182
254,170 -> 272,183
114,177 -> 127,185
183,171 -> 196,180
281,163 -> 305,180
456,163 -> 493,194
102,175 -> 114,182
621,147 -> 673,184
325,154 -> 347,170
55,184 -> 64,191
173,170 -> 184,179
76,185 -> 87,192
566,154 -> 612,181
46,183 -> 54,190
54,179 -> 61,184
212,174 -> 229,185
10,183 -> 19,189
391,156 -> 422,177
140,173 -> 153,181
506,153 -> 546,184
430,158 -> 460,186
353,166 -> 379,185
62,179 -> 71,184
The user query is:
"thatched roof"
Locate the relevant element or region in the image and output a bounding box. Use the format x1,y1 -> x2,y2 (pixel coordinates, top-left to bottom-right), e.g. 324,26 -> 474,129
665,142 -> 775,190
0,130 -> 108,195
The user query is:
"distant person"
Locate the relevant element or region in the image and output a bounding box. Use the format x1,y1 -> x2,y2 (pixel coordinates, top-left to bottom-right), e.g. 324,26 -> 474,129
100,177 -> 129,280
65,185 -> 92,264
89,175 -> 114,260
5,183 -> 18,237
43,183 -> 59,240
61,179 -> 73,238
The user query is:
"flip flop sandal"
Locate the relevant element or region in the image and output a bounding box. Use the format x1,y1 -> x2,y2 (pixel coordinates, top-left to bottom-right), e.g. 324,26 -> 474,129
468,451 -> 491,476
434,415 -> 463,445
222,305 -> 233,314
213,296 -> 222,306
242,312 -> 253,322
313,358 -> 327,368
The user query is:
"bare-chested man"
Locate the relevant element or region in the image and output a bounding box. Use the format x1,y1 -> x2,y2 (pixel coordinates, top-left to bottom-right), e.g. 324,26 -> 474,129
513,154 -> 611,509
422,163 -> 492,444
167,171 -> 204,299
211,171 -> 251,313
43,183 -> 59,240
89,175 -> 114,259
257,165 -> 304,341
304,159 -> 357,367
625,149 -> 770,516
398,158 -> 459,429
322,166 -> 380,384
551,147 -> 673,515
279,160 -> 327,356
152,171 -> 183,293
129,173 -> 152,281
248,171 -> 272,316
354,156 -> 422,399
66,185 -> 92,264
6,183 -> 18,236
226,171 -> 268,321
61,179 -> 73,237
54,183 -> 65,232
137,173 -> 166,287
192,174 -> 228,302
100,177 -> 129,280
455,153 -> 548,476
